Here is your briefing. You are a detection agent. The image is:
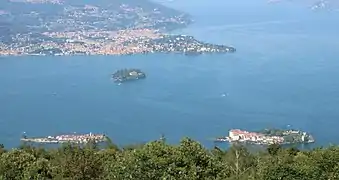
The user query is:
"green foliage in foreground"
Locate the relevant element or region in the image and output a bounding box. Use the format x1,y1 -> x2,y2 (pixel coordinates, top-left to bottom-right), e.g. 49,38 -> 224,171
0,138 -> 339,180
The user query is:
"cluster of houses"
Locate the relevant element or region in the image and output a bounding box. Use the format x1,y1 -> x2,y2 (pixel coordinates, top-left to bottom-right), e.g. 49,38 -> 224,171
21,133 -> 107,144
228,129 -> 285,145
48,133 -> 106,143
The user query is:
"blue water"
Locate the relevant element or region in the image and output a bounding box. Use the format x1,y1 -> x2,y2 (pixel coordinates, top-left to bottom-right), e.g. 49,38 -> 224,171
1,0 -> 339,148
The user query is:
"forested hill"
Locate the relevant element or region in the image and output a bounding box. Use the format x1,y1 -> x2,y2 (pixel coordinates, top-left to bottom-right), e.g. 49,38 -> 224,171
0,138 -> 338,179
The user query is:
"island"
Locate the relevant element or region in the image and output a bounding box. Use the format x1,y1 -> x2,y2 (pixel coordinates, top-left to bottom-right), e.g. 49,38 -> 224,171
215,128 -> 315,145
0,0 -> 235,56
112,69 -> 146,83
20,132 -> 107,144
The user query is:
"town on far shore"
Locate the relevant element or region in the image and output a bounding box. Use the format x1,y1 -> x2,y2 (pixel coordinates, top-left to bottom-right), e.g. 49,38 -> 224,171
0,0 -> 235,56
215,128 -> 315,145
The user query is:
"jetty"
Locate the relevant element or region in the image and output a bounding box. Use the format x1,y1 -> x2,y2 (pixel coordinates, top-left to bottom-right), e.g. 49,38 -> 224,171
215,128 -> 315,145
20,132 -> 107,144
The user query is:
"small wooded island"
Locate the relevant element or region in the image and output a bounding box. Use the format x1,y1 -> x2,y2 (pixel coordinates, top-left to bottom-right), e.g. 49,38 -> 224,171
216,128 -> 315,145
112,69 -> 146,83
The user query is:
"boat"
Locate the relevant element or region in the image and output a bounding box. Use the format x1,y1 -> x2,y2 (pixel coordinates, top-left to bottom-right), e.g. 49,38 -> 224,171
214,137 -> 229,142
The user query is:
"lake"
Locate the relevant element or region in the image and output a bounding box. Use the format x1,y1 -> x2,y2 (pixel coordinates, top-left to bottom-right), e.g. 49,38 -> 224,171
1,0 -> 339,148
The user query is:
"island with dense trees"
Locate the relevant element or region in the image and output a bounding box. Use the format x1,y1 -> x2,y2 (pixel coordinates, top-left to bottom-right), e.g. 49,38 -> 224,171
0,137 -> 338,179
258,128 -> 315,144
112,69 -> 146,83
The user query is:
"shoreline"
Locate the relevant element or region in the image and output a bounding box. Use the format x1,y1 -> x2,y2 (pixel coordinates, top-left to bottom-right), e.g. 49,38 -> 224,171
0,32 -> 236,57
0,1 -> 235,57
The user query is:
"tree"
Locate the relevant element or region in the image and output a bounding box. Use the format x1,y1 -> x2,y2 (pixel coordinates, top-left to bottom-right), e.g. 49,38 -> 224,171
221,144 -> 256,179
173,138 -> 218,180
104,137 -> 120,152
24,158 -> 53,179
103,140 -> 176,180
0,149 -> 36,180
267,144 -> 281,156
0,144 -> 5,155
50,144 -> 103,180
0,137 -> 338,180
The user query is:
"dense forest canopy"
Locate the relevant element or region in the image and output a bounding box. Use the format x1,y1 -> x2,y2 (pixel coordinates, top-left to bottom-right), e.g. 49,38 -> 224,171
0,138 -> 338,180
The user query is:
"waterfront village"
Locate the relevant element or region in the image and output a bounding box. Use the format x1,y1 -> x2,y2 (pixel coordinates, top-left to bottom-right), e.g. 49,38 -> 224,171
21,133 -> 107,144
0,30 -> 235,56
216,129 -> 315,145
0,0 -> 235,56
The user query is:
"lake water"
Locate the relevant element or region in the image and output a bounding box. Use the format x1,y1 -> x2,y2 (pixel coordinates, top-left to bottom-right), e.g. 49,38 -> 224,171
1,0 -> 339,148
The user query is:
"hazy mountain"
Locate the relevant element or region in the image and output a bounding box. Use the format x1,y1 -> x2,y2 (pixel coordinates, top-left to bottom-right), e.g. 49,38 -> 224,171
268,0 -> 339,11
310,0 -> 339,11
0,0 -> 191,34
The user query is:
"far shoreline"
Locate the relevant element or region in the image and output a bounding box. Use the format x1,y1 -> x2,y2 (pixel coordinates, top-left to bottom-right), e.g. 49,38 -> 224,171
0,1 -> 236,57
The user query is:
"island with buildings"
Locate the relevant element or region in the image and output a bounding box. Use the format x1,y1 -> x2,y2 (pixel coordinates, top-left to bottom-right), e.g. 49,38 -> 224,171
0,0 -> 235,56
112,69 -> 146,83
216,128 -> 315,145
21,132 -> 107,144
